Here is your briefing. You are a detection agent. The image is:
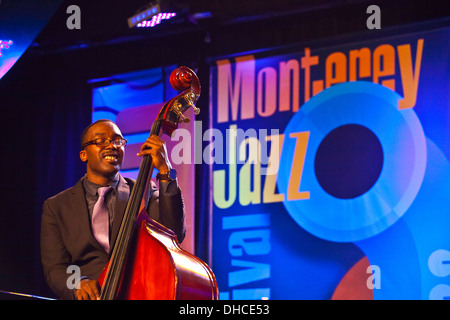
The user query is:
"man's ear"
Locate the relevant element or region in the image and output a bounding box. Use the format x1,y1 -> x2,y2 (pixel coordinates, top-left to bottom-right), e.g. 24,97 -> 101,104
80,150 -> 87,162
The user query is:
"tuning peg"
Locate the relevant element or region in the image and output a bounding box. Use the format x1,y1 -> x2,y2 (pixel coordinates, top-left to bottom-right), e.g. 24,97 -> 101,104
186,93 -> 200,115
179,114 -> 191,123
192,105 -> 200,115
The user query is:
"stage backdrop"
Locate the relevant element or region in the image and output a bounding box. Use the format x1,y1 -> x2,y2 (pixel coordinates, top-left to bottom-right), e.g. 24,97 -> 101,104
209,24 -> 450,299
89,66 -> 197,254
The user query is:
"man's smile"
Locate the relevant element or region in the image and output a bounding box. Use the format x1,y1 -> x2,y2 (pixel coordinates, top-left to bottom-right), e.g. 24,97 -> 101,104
102,152 -> 120,163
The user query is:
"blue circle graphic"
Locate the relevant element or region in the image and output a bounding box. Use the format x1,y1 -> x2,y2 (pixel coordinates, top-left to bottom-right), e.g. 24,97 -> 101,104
314,124 -> 384,199
278,81 -> 427,242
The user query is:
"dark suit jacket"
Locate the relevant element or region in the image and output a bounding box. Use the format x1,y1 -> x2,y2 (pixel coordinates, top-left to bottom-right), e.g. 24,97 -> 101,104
40,174 -> 185,300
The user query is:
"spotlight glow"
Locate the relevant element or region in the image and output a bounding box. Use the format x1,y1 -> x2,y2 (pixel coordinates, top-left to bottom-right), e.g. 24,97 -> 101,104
0,40 -> 14,58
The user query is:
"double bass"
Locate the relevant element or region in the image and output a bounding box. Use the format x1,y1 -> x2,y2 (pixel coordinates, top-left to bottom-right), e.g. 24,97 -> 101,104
98,67 -> 218,300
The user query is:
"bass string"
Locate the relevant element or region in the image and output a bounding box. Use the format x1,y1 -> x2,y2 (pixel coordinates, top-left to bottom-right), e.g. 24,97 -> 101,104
101,154 -> 154,299
101,104 -> 180,299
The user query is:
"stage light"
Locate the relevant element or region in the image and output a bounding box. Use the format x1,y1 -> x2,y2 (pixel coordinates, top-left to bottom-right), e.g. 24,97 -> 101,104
128,1 -> 178,29
136,12 -> 177,28
0,40 -> 14,58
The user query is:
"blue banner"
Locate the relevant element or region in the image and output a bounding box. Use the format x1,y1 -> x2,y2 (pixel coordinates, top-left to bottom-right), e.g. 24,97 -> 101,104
209,25 -> 450,300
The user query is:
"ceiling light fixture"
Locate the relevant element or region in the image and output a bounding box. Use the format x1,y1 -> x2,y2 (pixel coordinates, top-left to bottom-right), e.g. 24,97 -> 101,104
136,12 -> 177,28
128,0 -> 177,29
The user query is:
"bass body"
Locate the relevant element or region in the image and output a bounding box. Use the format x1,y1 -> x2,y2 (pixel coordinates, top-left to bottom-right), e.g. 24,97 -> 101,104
98,210 -> 218,300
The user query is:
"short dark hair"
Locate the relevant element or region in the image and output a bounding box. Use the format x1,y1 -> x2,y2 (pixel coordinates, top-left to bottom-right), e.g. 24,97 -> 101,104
80,119 -> 116,150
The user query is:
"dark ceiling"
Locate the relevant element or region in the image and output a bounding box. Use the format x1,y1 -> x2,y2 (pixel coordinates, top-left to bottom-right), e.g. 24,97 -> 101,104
33,0 -> 449,57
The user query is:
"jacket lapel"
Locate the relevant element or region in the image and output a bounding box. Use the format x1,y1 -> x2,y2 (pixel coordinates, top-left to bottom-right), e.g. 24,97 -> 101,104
69,177 -> 105,252
71,174 -> 136,254
110,175 -> 132,249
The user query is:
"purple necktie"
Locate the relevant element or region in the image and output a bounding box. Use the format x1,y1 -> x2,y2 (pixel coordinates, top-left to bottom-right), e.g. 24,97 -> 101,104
91,186 -> 112,253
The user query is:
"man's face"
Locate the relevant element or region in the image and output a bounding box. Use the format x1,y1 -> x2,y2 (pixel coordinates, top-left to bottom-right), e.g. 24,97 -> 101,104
80,121 -> 125,181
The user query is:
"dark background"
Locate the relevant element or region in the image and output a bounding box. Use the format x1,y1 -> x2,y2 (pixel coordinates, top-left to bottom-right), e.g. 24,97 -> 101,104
0,0 -> 448,299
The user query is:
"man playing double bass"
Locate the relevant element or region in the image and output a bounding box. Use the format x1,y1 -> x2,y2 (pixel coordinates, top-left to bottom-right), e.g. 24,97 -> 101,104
40,119 -> 185,300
